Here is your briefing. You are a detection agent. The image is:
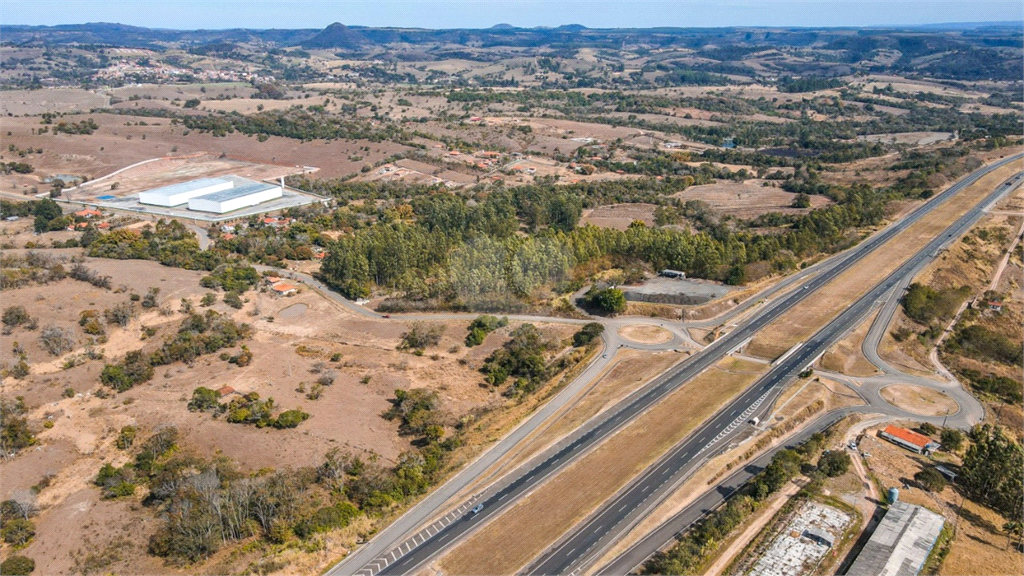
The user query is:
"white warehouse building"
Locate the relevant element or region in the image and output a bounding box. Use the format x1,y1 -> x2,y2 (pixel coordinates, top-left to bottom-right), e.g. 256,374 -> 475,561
138,177 -> 234,207
187,180 -> 283,214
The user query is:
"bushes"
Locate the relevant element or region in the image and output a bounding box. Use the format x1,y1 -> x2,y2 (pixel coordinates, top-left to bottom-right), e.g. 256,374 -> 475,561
273,409 -> 310,429
398,322 -> 445,351
482,323 -> 550,391
0,555 -> 35,575
940,428 -> 964,451
100,350 -> 154,392
945,324 -> 1023,367
572,322 -> 604,347
958,369 -> 1022,404
94,463 -> 137,499
293,502 -> 359,539
69,263 -> 112,289
221,392 -> 310,429
464,315 -> 508,346
200,264 -> 259,292
901,283 -> 970,327
188,387 -> 221,412
383,388 -> 442,439
0,400 -> 35,455
38,325 -> 74,356
582,287 -> 626,315
2,306 -> 31,328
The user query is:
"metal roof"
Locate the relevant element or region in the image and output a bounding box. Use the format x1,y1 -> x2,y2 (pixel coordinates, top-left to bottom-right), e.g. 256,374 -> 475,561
191,180 -> 279,202
846,502 -> 945,576
142,177 -> 231,198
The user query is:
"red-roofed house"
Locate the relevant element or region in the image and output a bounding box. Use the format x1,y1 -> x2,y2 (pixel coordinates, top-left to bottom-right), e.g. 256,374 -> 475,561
271,283 -> 298,296
879,425 -> 940,454
216,385 -> 236,398
75,208 -> 102,218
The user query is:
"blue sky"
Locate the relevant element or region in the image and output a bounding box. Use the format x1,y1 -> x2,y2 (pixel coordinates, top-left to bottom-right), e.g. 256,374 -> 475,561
2,0 -> 1021,29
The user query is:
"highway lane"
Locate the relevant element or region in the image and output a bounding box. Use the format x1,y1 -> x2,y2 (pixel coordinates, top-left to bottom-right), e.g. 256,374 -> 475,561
541,163 -> 1024,576
346,154 -> 1023,576
593,410 -> 854,576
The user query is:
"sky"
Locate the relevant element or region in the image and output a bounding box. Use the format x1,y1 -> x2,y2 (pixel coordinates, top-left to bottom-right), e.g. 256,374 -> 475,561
1,0 -> 1021,30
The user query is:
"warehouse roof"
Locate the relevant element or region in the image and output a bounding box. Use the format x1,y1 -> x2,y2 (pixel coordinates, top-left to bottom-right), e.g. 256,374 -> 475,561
191,180 -> 279,202
846,502 -> 945,576
142,177 -> 231,198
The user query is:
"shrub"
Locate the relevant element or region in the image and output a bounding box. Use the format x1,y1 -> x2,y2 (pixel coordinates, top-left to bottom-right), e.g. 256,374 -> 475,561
273,409 -> 310,429
116,425 -> 137,450
141,287 -> 161,309
200,293 -> 217,307
0,555 -> 35,575
398,322 -> 445,351
104,302 -> 136,327
188,387 -> 221,412
919,422 -> 938,435
464,315 -> 508,347
38,325 -> 74,356
223,291 -> 243,309
2,306 -> 31,328
1,518 -> 35,546
100,350 -> 154,392
572,322 -> 605,347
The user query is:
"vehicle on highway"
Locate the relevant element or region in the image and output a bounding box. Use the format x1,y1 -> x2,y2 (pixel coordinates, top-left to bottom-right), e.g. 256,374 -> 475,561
470,504 -> 484,516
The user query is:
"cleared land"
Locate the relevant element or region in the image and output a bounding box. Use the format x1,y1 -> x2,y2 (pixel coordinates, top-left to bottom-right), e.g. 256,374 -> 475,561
438,357 -> 764,576
673,180 -> 831,219
617,324 -> 674,344
879,384 -> 959,416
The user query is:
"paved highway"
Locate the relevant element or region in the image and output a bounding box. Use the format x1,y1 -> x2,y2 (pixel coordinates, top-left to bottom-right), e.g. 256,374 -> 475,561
562,164 -> 1024,576
339,154 -> 1022,576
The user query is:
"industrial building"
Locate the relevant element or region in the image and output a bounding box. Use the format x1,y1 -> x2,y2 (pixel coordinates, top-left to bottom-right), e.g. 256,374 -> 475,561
845,501 -> 945,576
138,177 -> 234,206
187,179 -> 283,214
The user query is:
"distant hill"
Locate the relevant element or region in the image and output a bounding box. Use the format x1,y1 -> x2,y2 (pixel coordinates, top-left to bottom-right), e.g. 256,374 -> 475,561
301,22 -> 372,50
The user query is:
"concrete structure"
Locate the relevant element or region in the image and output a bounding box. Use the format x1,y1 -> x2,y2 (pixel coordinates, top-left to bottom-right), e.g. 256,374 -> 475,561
748,502 -> 850,576
879,425 -> 940,455
139,177 -> 233,207
187,180 -> 283,214
846,501 -> 945,576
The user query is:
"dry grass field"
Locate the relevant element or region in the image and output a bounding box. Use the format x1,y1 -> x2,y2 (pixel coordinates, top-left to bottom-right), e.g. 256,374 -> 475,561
438,357 -> 764,576
673,180 -> 832,219
617,324 -> 673,344
879,384 -> 959,416
580,203 -> 657,230
819,310 -> 883,377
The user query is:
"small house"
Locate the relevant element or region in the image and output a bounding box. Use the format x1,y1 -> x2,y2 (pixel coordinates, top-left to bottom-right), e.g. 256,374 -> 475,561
803,527 -> 834,548
216,385 -> 236,398
75,208 -> 102,219
271,283 -> 298,296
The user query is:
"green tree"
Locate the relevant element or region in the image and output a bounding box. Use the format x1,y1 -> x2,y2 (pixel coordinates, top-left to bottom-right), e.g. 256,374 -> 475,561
586,287 -> 626,315
940,428 -> 964,452
914,468 -> 948,493
960,424 -> 1024,519
817,450 -> 851,477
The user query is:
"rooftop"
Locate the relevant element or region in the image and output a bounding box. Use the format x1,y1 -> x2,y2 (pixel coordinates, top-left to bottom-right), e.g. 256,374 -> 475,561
191,180 -> 280,202
881,425 -> 933,449
846,501 -> 945,576
142,177 -> 231,199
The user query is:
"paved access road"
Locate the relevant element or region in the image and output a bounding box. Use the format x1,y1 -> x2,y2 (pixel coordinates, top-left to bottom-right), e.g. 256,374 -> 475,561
338,155 -> 1022,576
556,163 -> 1023,576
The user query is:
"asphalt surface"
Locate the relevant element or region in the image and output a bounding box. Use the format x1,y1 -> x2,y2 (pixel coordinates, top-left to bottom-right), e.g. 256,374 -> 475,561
341,155 -> 1023,576
566,163 -> 1024,576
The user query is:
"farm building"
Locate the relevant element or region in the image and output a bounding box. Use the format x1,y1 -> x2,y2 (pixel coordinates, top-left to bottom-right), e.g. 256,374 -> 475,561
879,425 -> 941,455
845,501 -> 945,576
138,177 -> 234,207
187,180 -> 283,214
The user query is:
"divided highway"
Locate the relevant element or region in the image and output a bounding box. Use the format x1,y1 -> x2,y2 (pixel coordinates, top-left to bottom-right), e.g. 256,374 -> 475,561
333,154 -> 1022,576
544,165 -> 1024,576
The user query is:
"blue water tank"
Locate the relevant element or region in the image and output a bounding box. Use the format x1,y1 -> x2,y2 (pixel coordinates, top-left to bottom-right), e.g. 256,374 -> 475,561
888,487 -> 900,504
